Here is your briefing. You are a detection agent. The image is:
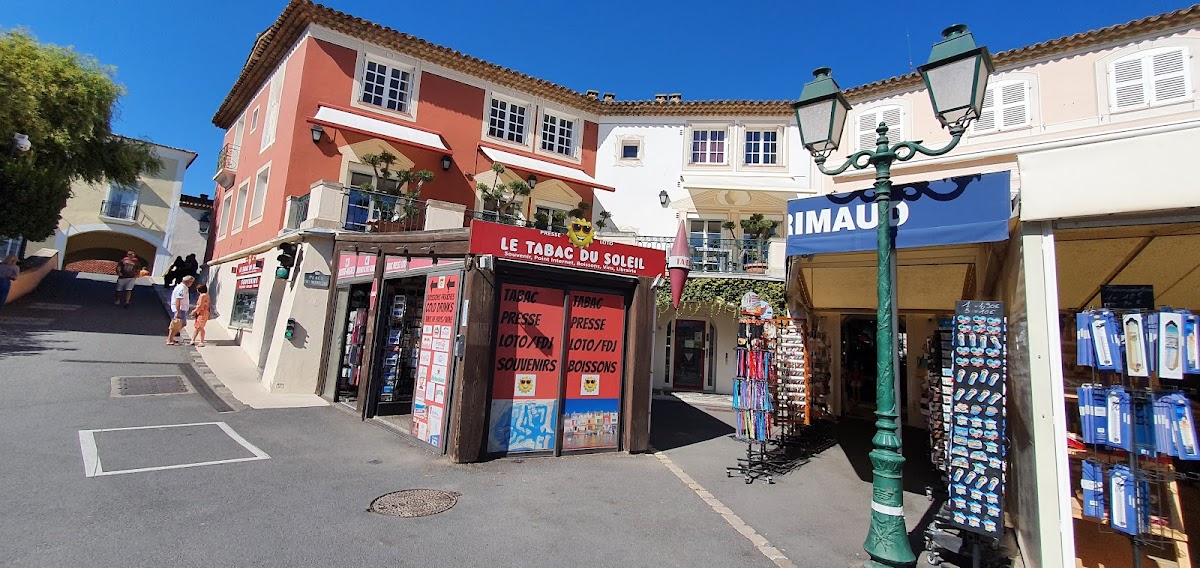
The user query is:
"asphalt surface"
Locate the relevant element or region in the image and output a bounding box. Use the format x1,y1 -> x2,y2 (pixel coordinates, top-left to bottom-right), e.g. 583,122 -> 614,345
0,272 -> 775,568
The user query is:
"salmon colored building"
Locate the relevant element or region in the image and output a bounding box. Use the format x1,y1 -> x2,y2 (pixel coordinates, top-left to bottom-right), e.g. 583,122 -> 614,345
205,0 -> 615,399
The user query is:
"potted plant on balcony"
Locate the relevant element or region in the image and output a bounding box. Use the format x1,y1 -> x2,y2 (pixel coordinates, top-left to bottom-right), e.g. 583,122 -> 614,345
476,163 -> 530,226
739,214 -> 777,274
565,201 -> 612,234
533,211 -> 551,230
360,151 -> 435,233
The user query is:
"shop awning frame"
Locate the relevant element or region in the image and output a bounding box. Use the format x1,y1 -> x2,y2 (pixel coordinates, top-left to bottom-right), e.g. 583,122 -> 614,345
479,145 -> 615,192
309,104 -> 451,154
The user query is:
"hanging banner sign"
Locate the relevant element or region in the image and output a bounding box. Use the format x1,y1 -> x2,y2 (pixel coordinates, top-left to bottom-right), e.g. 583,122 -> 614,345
384,256 -> 435,276
946,300 -> 1007,539
236,276 -> 261,290
488,284 -> 566,454
411,273 -> 460,450
470,220 -> 667,278
234,256 -> 263,276
785,171 -> 1011,256
562,291 -> 625,451
355,254 -> 377,278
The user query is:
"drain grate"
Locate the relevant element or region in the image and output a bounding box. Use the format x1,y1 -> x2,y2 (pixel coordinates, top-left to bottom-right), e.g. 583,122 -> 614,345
112,375 -> 192,397
368,489 -> 460,517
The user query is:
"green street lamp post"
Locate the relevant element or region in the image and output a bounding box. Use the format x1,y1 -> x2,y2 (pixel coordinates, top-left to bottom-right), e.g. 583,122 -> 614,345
791,25 -> 993,568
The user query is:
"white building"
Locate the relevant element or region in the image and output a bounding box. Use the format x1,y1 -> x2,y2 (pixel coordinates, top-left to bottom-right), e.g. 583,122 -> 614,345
594,104 -> 815,394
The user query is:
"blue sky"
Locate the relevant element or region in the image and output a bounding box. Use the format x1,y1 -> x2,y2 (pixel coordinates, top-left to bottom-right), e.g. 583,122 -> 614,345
3,0 -> 1194,197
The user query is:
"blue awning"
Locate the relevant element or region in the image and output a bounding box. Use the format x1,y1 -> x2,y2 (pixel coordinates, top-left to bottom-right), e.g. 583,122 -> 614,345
785,172 -> 1012,256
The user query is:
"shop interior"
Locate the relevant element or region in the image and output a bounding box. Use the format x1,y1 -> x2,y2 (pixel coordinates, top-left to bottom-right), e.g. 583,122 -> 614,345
325,282 -> 372,409
1051,219 -> 1200,568
370,276 -> 427,433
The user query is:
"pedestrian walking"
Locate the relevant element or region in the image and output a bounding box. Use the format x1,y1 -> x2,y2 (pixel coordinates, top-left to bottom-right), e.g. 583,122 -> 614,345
189,283 -> 210,347
163,256 -> 185,287
114,251 -> 140,308
0,255 -> 19,311
167,275 -> 194,345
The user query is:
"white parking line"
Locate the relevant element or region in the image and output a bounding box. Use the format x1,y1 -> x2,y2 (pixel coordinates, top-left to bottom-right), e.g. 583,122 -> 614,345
78,421 -> 270,478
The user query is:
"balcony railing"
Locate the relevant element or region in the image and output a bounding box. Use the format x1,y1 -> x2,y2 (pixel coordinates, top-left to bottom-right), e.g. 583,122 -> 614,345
100,200 -> 139,222
285,193 -> 310,231
635,236 -> 773,274
343,187 -> 427,233
462,209 -> 569,234
216,143 -> 240,174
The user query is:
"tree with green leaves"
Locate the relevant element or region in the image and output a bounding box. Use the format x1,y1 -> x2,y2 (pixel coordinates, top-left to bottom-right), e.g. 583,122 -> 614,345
476,163 -> 530,221
0,29 -> 161,241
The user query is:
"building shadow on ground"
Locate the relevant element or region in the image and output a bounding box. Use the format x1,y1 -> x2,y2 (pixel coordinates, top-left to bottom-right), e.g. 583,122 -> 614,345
0,271 -> 170,360
834,416 -> 939,497
649,396 -> 736,451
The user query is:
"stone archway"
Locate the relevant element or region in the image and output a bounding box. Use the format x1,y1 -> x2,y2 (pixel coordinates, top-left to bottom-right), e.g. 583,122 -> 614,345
64,231 -> 157,275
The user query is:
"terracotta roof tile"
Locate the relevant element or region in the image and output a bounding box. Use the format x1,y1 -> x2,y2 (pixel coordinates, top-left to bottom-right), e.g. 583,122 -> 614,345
213,2 -> 1200,127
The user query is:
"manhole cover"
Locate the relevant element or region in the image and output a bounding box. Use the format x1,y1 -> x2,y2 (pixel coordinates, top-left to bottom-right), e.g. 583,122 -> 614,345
368,489 -> 460,517
112,375 -> 192,397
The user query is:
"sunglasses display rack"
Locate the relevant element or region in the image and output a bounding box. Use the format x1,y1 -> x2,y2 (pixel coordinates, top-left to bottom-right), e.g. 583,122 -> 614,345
1061,307 -> 1197,568
773,318 -> 810,433
922,327 -> 955,477
726,316 -> 778,484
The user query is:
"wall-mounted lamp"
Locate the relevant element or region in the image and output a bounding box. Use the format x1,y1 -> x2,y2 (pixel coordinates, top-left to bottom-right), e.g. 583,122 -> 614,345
526,174 -> 538,189
659,190 -> 669,207
310,124 -> 324,144
441,154 -> 452,171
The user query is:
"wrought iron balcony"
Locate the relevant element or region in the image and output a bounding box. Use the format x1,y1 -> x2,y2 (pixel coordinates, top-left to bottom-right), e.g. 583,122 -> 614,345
99,200 -> 139,222
463,209 -> 571,233
213,143 -> 240,190
342,186 -> 427,233
635,236 -> 773,274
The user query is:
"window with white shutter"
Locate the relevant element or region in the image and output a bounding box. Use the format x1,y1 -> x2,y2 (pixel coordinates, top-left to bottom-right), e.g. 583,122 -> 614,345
856,106 -> 903,152
972,80 -> 1030,134
1109,47 -> 1192,112
260,64 -> 286,152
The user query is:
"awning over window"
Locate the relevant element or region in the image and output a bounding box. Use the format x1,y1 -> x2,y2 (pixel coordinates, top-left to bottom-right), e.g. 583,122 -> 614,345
479,145 -> 614,192
681,174 -> 812,193
311,106 -> 449,153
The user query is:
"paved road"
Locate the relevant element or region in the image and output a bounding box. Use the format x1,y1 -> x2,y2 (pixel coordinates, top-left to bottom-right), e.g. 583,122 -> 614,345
0,272 -> 775,568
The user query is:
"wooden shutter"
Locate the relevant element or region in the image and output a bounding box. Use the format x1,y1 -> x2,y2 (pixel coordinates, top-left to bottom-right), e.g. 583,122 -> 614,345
1151,48 -> 1189,104
999,82 -> 1029,128
857,109 -> 879,151
1111,56 -> 1147,110
857,106 -> 902,151
973,88 -> 997,133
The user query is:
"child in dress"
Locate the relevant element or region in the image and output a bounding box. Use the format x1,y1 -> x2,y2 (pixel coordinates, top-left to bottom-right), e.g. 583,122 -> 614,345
190,284 -> 211,347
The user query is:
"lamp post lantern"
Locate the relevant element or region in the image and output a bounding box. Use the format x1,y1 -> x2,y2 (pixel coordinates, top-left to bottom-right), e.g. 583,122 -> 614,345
792,24 -> 992,568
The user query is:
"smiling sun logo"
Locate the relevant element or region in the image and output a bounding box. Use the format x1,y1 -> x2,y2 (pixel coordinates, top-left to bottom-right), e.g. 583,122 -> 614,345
567,218 -> 595,248
515,374 -> 536,397
581,374 -> 599,396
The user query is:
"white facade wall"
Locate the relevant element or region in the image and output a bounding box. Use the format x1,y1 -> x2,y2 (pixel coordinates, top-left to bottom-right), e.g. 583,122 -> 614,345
593,117 -> 814,238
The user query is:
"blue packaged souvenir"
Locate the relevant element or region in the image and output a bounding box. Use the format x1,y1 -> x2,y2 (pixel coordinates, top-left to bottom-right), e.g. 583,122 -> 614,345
1172,394 -> 1199,460
1156,394 -> 1176,457
1183,311 -> 1200,375
1091,385 -> 1109,444
1077,313 -> 1094,368
1133,397 -> 1156,457
1108,465 -> 1138,535
1106,387 -> 1132,451
1078,385 -> 1095,444
1081,460 -> 1105,519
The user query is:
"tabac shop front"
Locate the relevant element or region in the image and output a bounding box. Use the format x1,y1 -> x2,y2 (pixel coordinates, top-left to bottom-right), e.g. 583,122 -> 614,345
319,221 -> 664,463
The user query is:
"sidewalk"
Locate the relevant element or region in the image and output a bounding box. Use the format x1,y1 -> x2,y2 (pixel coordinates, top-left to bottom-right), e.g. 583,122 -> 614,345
153,284 -> 327,410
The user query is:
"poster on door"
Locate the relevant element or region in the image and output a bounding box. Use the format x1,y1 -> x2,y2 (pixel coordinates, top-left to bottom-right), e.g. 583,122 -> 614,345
487,284 -> 565,454
562,291 -> 625,451
410,273 -> 459,450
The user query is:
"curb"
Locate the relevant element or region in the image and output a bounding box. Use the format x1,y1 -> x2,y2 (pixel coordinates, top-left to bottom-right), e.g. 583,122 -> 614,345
650,449 -> 796,568
152,284 -> 246,412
